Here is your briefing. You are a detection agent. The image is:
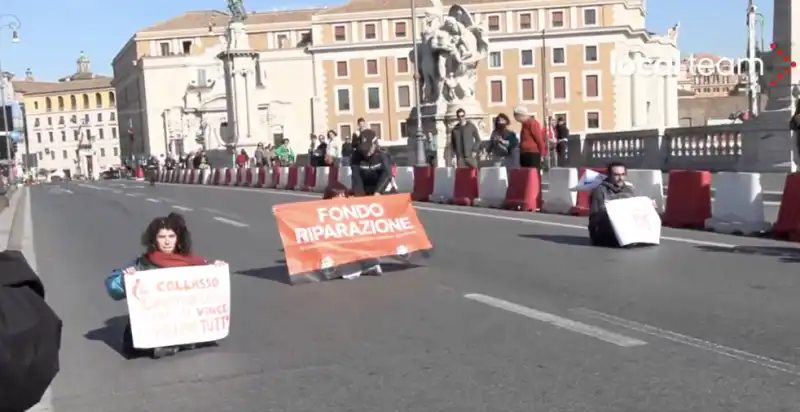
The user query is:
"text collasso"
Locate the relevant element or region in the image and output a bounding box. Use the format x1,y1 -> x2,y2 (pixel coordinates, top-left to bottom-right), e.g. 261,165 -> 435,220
294,203 -> 413,243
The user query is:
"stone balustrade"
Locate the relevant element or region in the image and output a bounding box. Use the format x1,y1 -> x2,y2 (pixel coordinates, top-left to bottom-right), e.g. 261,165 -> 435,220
563,124 -> 791,172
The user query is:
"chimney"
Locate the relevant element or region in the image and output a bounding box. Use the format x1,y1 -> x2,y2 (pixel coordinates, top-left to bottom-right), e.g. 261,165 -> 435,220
24,68 -> 33,81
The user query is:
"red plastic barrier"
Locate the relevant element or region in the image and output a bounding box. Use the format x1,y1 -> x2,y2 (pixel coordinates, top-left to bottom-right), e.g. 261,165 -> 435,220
452,167 -> 479,205
328,167 -> 340,186
270,166 -> 281,188
392,165 -> 397,177
212,169 -> 220,185
245,168 -> 253,186
411,166 -> 434,201
663,170 -> 712,229
286,167 -> 299,189
773,172 -> 800,241
191,169 -> 199,184
303,166 -> 317,191
224,168 -> 233,185
255,167 -> 266,188
183,170 -> 190,184
503,168 -> 541,211
136,166 -> 144,179
570,167 -> 605,216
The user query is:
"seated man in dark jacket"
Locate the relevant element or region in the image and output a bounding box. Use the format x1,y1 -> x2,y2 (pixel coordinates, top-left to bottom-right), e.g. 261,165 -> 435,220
350,129 -> 393,196
588,162 -> 635,247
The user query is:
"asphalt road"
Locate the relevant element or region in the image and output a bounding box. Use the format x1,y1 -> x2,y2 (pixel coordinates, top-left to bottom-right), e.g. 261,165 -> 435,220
28,180 -> 800,411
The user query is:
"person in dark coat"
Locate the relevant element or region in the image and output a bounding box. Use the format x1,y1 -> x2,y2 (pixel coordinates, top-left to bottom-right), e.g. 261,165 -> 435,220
0,250 -> 62,412
588,162 -> 635,247
450,108 -> 482,168
349,129 -> 394,196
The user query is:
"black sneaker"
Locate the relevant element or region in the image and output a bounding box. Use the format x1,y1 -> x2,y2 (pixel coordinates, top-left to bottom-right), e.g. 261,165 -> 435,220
151,346 -> 179,359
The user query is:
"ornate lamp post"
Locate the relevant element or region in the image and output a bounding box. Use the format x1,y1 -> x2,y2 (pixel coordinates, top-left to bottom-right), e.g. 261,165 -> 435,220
0,14 -> 20,171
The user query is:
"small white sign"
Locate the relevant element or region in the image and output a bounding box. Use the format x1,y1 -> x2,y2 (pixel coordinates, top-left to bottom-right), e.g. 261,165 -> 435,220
606,196 -> 661,246
571,169 -> 606,192
126,264 -> 231,349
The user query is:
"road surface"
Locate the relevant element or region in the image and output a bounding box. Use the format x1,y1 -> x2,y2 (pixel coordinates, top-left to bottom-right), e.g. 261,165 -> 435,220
24,180 -> 800,411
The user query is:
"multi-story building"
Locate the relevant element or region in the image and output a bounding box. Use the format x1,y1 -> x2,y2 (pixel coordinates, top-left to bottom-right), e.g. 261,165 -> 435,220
113,0 -> 678,160
13,52 -> 120,178
678,53 -> 745,98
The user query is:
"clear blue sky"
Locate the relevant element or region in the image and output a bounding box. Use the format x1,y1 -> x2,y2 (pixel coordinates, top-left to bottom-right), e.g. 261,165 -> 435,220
0,0 -> 774,81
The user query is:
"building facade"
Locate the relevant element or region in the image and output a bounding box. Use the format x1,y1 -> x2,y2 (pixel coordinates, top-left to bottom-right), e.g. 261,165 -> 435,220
112,9 -> 318,162
113,0 -> 679,160
14,53 -> 120,178
678,53 -> 745,98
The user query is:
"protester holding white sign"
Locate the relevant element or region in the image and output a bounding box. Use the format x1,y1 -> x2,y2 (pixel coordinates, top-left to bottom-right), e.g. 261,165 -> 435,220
104,213 -> 228,359
587,162 -> 637,247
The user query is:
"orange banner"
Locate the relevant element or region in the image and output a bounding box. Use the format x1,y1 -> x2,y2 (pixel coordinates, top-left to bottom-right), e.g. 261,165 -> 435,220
273,194 -> 432,277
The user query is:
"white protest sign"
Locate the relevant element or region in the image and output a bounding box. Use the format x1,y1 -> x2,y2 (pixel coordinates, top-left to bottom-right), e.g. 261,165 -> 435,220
571,169 -> 606,192
606,196 -> 661,246
126,264 -> 231,349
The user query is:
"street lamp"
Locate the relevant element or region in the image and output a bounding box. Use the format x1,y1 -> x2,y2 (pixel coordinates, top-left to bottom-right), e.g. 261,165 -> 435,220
410,0 -> 427,167
0,14 -> 20,172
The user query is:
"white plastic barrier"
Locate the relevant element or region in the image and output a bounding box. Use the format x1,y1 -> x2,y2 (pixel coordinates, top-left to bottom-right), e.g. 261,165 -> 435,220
193,170 -> 202,184
294,166 -> 306,190
394,167 -> 414,193
315,167 -> 331,192
201,169 -> 212,185
542,167 -> 578,214
260,167 -> 272,188
474,167 -> 509,208
627,169 -> 665,213
338,167 -> 352,189
705,172 -> 771,235
277,167 -> 290,189
430,167 -> 455,203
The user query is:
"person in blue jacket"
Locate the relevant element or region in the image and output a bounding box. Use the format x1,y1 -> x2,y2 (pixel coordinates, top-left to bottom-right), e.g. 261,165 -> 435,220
105,212 -> 226,359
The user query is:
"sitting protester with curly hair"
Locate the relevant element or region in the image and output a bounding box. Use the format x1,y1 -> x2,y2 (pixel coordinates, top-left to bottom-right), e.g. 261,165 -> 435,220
105,212 -> 226,358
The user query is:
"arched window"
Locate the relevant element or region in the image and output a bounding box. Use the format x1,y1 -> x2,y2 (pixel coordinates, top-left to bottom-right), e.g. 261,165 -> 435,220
57,96 -> 64,111
95,92 -> 102,108
69,95 -> 77,109
82,94 -> 89,109
45,97 -> 52,112
108,91 -> 115,107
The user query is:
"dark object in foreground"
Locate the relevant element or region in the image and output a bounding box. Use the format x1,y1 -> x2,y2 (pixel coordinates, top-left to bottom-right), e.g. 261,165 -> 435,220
0,250 -> 62,412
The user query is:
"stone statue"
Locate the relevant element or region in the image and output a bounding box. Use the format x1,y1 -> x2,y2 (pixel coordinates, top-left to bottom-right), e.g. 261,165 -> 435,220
410,4 -> 488,106
227,0 -> 247,21
667,22 -> 680,41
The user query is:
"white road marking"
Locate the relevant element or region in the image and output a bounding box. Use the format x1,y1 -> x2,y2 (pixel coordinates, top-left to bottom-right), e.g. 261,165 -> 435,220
213,216 -> 248,227
125,193 -> 140,197
145,198 -> 160,203
172,205 -> 193,211
112,189 -> 122,194
159,197 -> 176,203
572,307 -> 800,376
464,293 -> 648,348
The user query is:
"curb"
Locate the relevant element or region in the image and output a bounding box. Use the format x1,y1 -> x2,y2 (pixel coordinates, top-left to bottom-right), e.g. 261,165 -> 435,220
0,187 -> 25,250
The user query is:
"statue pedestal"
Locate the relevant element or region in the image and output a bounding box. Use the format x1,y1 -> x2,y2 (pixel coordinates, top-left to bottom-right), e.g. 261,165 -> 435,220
217,21 -> 259,148
738,0 -> 800,173
406,99 -> 489,167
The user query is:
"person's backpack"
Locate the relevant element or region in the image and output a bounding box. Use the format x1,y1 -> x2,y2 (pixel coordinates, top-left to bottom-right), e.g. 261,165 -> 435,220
0,250 -> 62,411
